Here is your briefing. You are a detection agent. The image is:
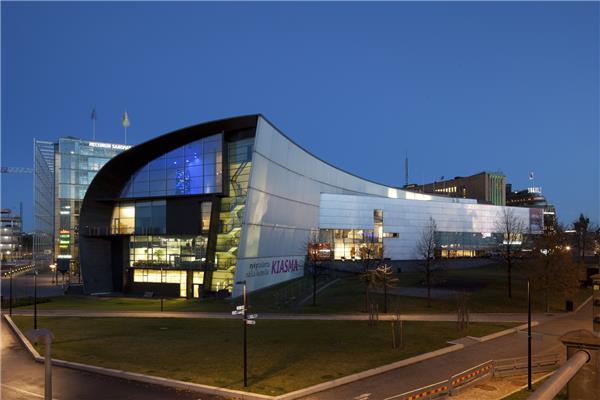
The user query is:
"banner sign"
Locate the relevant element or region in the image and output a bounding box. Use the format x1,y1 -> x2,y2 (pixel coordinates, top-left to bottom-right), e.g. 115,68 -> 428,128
233,255 -> 305,297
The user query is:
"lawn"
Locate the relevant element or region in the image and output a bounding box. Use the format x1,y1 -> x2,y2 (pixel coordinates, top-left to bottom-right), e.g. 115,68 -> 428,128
13,316 -> 517,395
15,263 -> 592,315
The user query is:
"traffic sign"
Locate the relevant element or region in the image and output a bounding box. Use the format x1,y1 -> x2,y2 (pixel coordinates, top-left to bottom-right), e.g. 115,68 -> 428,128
247,314 -> 258,319
246,320 -> 256,325
236,305 -> 245,311
231,310 -> 244,315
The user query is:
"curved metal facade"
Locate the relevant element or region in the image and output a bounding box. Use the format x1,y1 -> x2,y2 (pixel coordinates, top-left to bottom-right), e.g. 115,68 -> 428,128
80,115 -> 532,297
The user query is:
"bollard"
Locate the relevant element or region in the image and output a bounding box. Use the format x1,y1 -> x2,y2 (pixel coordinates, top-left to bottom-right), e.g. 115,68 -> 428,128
26,328 -> 54,400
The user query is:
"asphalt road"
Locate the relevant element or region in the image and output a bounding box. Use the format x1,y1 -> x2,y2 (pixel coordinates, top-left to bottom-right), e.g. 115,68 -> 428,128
298,299 -> 594,400
1,269 -> 66,300
0,317 -> 223,400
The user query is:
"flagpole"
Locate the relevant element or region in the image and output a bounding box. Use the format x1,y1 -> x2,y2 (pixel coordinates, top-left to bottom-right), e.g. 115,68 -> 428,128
91,108 -> 97,141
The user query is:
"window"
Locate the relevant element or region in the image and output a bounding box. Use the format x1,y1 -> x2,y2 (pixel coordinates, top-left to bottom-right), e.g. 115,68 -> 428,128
121,133 -> 223,198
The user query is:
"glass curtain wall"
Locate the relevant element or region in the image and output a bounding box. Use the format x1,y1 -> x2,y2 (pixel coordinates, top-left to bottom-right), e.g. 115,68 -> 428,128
120,133 -> 223,198
33,140 -> 55,267
213,137 -> 254,291
55,138 -> 128,272
129,235 -> 208,269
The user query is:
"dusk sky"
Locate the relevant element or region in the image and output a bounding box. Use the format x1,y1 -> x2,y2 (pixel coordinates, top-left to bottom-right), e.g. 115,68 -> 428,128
2,1 -> 598,230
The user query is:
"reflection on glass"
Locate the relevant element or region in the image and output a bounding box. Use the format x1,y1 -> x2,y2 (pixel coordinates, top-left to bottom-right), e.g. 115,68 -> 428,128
121,133 -> 223,198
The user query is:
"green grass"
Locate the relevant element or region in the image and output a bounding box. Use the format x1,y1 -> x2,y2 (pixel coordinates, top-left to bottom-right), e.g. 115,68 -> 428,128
13,316 -> 517,395
15,263 -> 592,315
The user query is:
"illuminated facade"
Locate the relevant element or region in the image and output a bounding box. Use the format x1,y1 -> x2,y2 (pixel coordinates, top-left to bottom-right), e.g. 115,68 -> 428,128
33,137 -> 130,270
80,115 -> 536,298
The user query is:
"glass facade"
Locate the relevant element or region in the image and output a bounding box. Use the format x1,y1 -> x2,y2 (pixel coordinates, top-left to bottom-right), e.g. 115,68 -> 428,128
106,131 -> 254,297
120,133 -> 223,198
55,138 -> 130,271
213,137 -> 253,291
129,235 -> 208,269
33,140 -> 56,267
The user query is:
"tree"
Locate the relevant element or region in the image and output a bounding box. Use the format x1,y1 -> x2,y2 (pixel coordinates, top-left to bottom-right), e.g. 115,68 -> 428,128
373,264 -> 398,313
573,214 -> 593,262
358,234 -> 382,312
529,227 -> 581,312
415,217 -> 438,307
305,231 -> 331,307
495,207 -> 526,299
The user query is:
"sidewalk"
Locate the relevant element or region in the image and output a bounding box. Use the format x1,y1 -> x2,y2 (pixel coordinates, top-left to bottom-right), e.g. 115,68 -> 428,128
297,299 -> 592,400
9,309 -> 558,323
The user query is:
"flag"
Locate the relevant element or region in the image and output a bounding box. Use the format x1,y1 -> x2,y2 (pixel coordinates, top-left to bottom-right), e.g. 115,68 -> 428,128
91,108 -> 97,121
122,111 -> 130,128
529,172 -> 534,180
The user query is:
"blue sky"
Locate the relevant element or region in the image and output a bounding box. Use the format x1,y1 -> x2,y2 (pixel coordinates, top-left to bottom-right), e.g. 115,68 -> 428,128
2,1 -> 598,230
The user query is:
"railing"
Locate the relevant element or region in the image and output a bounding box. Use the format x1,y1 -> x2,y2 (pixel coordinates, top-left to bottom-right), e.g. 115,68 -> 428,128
494,353 -> 560,377
385,353 -> 561,400
527,350 -> 590,400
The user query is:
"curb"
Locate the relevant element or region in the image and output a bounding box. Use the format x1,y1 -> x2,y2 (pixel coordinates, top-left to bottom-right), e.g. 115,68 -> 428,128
276,344 -> 464,400
3,313 -> 464,400
467,321 -> 540,343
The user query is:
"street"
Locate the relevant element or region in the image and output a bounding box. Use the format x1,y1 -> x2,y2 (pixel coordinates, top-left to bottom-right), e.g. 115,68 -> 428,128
1,269 -> 66,300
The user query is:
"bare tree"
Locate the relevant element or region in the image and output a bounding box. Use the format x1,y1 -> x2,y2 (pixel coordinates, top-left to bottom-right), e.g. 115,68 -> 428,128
358,234 -> 382,312
415,217 -> 438,307
305,231 -> 331,307
529,226 -> 581,312
573,214 -> 594,262
373,264 -> 398,313
495,207 -> 526,299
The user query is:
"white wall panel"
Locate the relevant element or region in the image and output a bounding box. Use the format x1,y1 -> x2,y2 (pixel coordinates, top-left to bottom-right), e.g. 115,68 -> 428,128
233,116 -> 529,296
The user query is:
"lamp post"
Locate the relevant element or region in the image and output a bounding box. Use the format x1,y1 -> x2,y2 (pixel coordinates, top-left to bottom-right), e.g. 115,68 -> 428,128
160,267 -> 164,312
34,268 -> 38,329
527,278 -> 532,391
9,270 -> 13,316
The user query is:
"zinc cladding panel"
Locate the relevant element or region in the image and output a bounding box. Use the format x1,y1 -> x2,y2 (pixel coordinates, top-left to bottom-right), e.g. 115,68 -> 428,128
319,193 -> 530,259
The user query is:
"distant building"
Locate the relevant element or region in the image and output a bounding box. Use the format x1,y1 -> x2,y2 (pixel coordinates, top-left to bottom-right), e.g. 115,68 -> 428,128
404,172 -> 506,206
1,208 -> 23,261
33,137 -> 131,271
506,184 -> 557,231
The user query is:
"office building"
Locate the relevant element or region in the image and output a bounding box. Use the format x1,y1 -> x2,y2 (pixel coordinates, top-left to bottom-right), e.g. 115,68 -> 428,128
1,208 -> 23,262
406,172 -> 507,206
506,184 -> 557,231
33,137 -> 131,270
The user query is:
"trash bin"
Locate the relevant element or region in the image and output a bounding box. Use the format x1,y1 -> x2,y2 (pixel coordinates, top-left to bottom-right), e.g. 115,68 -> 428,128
565,300 -> 574,312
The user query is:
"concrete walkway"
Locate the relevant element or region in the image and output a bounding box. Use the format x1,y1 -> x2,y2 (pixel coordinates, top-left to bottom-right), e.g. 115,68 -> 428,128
10,309 -> 559,323
297,299 -> 593,400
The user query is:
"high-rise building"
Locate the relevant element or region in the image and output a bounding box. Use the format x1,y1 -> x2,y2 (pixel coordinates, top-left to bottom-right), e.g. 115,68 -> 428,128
506,184 -> 557,232
404,172 -> 507,206
33,137 -> 131,271
1,208 -> 23,262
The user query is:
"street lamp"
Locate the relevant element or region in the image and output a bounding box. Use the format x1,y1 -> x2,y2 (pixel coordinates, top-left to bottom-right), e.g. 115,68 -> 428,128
33,268 -> 39,329
9,270 -> 13,316
527,278 -> 532,391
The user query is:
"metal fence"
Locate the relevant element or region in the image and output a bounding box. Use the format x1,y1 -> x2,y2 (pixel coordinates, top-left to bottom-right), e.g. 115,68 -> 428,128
386,353 -> 560,400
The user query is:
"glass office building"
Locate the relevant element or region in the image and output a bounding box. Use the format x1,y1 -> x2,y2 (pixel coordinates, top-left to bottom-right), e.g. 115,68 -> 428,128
33,137 -> 130,271
80,115 -> 537,298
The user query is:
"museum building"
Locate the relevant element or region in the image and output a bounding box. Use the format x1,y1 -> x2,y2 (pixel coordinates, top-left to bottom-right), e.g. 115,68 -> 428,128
79,115 -> 537,298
